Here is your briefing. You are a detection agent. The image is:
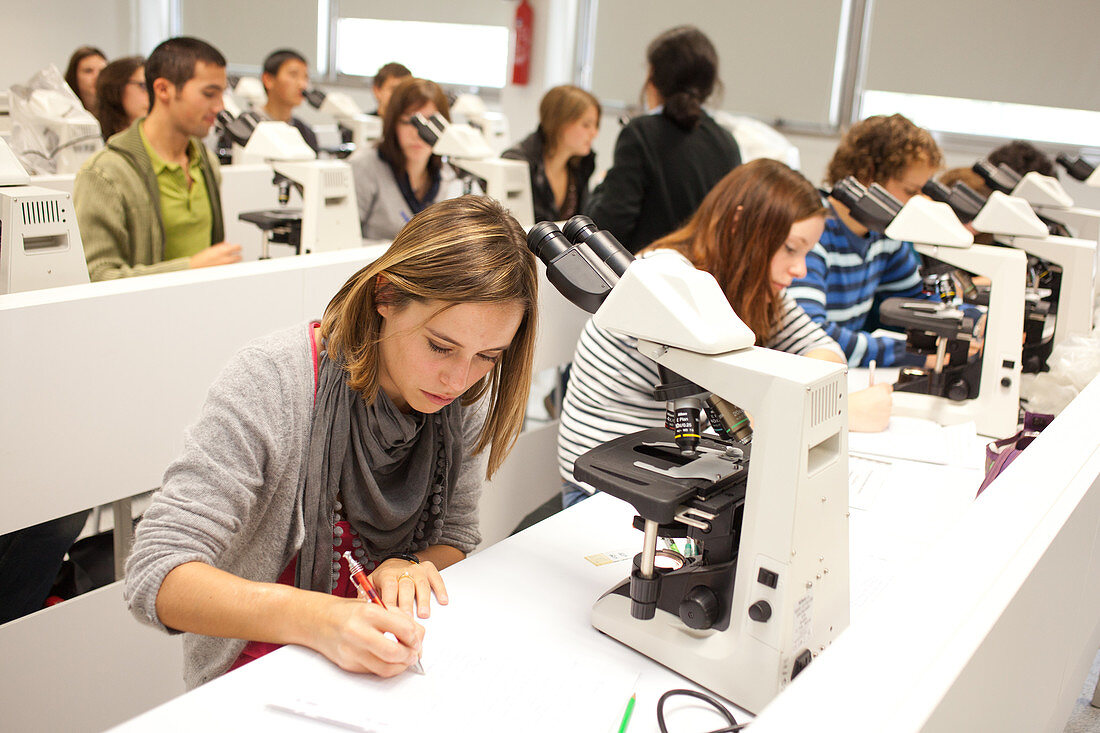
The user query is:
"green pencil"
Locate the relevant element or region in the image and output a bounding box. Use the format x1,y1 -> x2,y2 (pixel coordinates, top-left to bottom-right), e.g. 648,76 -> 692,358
617,693 -> 636,733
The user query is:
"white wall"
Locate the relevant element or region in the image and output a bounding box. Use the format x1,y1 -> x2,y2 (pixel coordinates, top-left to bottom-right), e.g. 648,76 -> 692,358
2,0 -> 135,89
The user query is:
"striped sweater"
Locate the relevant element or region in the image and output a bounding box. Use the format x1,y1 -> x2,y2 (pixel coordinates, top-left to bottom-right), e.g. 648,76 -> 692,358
786,213 -> 925,367
557,291 -> 841,490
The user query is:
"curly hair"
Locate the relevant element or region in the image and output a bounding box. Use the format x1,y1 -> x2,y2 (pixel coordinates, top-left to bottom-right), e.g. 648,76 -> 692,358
826,114 -> 943,186
988,140 -> 1056,178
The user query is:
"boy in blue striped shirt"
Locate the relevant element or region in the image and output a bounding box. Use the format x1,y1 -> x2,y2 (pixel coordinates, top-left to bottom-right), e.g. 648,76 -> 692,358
788,114 -> 942,367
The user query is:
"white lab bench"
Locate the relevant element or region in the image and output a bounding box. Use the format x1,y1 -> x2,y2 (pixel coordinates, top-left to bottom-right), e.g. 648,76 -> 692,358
108,376 -> 1100,732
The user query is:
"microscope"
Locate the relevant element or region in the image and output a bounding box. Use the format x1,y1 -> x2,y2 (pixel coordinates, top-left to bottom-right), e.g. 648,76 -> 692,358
830,177 -> 1027,438
976,158 -> 1100,301
226,117 -> 362,256
527,216 -> 849,713
925,170 -> 1095,371
303,88 -> 381,152
412,113 -> 534,229
1058,153 -> 1100,188
0,137 -> 89,293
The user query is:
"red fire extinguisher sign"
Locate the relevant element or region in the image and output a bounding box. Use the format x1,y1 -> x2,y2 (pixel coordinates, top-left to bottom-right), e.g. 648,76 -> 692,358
512,0 -> 533,85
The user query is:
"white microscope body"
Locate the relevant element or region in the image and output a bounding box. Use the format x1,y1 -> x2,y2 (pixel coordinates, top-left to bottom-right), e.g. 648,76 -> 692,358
529,221 -> 849,714
305,89 -> 381,150
884,197 -> 1027,439
972,190 -> 1095,349
235,120 -> 361,254
414,113 -> 534,229
992,166 -> 1100,299
0,138 -> 89,293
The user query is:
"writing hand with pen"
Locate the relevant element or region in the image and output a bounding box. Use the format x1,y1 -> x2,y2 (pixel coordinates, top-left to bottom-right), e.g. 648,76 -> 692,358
344,552 -> 428,675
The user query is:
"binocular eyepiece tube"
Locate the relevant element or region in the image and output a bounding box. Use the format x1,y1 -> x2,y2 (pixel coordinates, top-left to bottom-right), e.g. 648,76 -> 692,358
526,216 -> 636,314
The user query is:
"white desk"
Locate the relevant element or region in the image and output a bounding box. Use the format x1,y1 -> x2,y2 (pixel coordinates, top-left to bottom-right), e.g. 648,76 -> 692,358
110,419 -> 991,732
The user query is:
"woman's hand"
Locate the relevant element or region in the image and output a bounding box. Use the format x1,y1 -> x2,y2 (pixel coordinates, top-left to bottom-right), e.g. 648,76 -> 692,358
370,558 -> 449,619
849,383 -> 893,433
313,597 -> 425,677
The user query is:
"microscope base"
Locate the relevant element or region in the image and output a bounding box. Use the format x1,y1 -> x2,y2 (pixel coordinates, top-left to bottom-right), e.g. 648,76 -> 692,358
592,587 -> 801,714
892,390 -> 1019,439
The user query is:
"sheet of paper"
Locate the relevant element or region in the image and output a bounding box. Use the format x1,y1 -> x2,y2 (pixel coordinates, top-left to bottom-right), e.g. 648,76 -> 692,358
848,416 -> 982,468
264,615 -> 638,732
848,455 -> 893,511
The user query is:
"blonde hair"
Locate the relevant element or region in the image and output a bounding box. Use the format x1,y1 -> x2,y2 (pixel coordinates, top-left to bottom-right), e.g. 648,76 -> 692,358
539,85 -> 600,158
321,195 -> 537,478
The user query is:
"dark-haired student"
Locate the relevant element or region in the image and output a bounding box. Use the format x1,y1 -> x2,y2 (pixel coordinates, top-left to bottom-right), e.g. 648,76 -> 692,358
584,25 -> 741,254
255,48 -> 318,153
74,36 -> 242,281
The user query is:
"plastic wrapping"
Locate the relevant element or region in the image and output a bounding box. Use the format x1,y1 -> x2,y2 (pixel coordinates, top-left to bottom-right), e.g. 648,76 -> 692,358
1020,319 -> 1100,415
8,64 -> 102,174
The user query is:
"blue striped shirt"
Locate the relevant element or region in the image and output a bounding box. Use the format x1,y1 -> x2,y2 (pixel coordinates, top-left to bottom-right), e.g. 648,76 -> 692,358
788,212 -> 926,367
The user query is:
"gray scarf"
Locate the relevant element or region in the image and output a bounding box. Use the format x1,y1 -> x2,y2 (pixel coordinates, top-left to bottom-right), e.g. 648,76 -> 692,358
296,351 -> 465,592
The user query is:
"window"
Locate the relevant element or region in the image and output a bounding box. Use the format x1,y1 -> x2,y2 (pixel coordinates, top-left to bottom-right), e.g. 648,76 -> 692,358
335,18 -> 509,89
861,91 -> 1100,149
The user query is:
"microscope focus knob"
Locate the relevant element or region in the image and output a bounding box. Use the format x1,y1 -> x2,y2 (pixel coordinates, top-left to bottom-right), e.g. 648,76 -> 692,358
946,379 -> 969,402
679,586 -> 720,630
748,600 -> 772,623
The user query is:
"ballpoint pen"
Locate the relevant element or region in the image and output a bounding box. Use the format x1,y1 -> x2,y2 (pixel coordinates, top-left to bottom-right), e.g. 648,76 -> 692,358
343,551 -> 426,675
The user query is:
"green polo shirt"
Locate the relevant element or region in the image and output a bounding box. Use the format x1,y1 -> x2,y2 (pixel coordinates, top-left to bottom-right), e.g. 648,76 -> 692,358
139,123 -> 213,261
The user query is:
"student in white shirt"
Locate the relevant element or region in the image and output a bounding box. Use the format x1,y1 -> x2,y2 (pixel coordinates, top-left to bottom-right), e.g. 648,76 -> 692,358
559,159 -> 893,506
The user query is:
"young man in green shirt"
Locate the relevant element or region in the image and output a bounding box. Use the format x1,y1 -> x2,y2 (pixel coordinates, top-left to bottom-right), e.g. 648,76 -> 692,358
75,36 -> 242,281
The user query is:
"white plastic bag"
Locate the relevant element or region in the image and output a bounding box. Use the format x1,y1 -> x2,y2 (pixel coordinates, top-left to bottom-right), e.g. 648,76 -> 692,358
1021,327 -> 1100,415
8,64 -> 102,174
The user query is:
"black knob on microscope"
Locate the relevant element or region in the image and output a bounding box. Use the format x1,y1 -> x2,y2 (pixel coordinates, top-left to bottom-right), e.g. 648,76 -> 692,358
679,586 -> 719,630
748,600 -> 772,623
946,379 -> 969,402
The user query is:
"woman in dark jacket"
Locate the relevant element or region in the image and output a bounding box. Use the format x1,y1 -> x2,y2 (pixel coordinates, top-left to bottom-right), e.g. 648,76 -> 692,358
503,85 -> 599,223
585,26 -> 741,254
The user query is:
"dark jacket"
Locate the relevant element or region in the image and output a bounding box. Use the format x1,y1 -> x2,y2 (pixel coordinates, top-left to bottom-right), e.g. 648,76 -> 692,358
502,128 -> 596,223
584,111 -> 741,253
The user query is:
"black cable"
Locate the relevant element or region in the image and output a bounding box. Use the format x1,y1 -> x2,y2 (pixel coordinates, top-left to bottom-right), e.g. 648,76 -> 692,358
656,688 -> 750,733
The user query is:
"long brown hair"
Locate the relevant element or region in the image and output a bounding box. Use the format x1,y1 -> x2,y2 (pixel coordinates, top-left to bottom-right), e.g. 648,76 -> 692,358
377,77 -> 450,180
644,159 -> 825,343
538,85 -> 600,159
64,46 -> 106,109
94,56 -> 145,140
321,195 -> 537,478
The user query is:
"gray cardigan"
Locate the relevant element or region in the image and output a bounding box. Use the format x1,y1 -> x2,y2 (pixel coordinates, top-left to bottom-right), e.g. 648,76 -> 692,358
124,323 -> 488,688
348,147 -> 467,240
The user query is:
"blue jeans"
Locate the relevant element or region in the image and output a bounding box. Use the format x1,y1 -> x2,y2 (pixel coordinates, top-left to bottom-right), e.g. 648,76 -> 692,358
561,482 -> 594,509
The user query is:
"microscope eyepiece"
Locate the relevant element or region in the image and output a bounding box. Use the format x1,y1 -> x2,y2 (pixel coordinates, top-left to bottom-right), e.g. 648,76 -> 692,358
561,215 -> 598,242
303,89 -> 326,109
829,177 -> 867,212
561,215 -> 634,277
922,180 -> 951,203
1057,153 -> 1096,182
829,177 -> 901,232
411,114 -> 441,146
972,160 -> 1020,194
526,221 -> 571,263
923,180 -> 982,224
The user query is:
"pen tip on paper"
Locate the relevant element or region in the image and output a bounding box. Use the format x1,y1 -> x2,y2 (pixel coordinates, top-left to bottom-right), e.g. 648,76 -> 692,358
410,660 -> 426,675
